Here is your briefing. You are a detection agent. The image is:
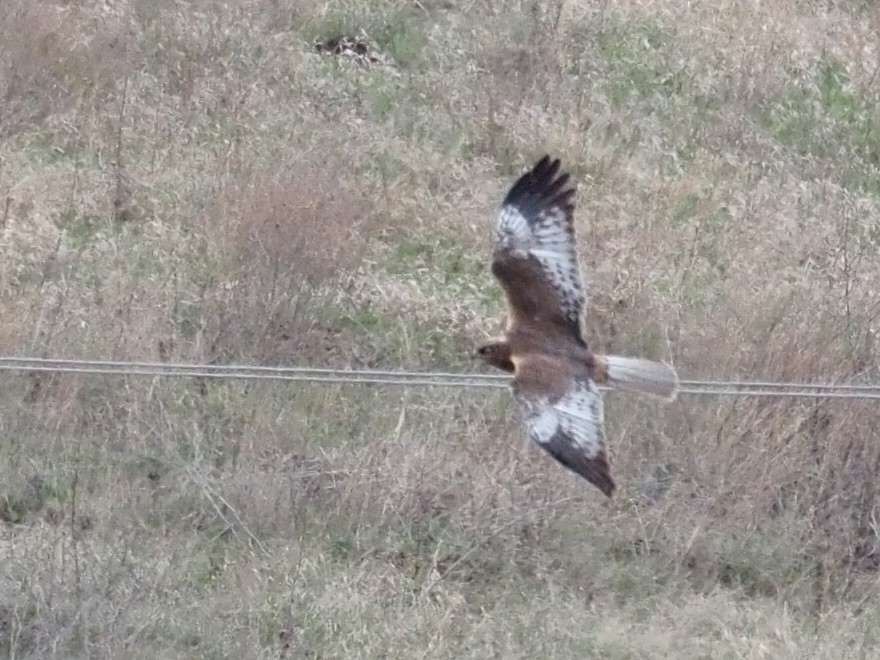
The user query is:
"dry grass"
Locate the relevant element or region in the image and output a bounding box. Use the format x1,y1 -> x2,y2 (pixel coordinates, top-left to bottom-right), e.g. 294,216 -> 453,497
2,0 -> 880,657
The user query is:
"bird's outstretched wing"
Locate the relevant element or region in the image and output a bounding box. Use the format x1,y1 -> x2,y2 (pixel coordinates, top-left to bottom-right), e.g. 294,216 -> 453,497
512,365 -> 614,497
492,156 -> 585,340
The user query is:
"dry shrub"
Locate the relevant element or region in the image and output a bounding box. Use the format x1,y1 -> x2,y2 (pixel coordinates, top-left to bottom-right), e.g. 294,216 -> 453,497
191,160 -> 377,365
0,1 -> 127,138
639,301 -> 880,604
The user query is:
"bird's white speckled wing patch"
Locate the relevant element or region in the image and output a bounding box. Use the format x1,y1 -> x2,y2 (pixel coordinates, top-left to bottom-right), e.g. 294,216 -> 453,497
494,156 -> 585,331
496,205 -> 584,327
512,376 -> 614,496
515,377 -> 604,458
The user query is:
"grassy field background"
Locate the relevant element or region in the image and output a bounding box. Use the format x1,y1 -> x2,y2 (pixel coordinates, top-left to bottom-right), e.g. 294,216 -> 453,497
2,0 -> 880,657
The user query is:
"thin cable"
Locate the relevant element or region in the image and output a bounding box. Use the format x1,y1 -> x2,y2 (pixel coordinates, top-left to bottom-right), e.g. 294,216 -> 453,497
3,356 -> 880,392
2,356 -> 880,398
675,379 -> 880,392
0,363 -> 507,389
0,357 -> 505,381
4,357 -> 880,392
0,358 -> 498,384
676,389 -> 880,400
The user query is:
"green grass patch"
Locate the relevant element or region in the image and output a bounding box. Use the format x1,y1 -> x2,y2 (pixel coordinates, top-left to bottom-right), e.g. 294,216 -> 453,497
763,59 -> 880,192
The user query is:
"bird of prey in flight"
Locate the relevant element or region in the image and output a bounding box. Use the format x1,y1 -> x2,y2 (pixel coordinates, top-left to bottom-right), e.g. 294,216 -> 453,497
476,156 -> 678,497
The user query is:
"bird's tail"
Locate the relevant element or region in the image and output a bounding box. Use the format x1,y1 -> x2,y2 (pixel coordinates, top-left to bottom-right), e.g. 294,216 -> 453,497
594,355 -> 679,401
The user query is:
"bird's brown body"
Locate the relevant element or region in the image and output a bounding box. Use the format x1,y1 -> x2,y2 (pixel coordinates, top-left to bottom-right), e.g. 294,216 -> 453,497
477,326 -> 609,387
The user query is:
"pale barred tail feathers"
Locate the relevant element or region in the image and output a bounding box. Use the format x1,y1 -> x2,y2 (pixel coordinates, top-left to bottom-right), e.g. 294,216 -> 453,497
596,355 -> 679,401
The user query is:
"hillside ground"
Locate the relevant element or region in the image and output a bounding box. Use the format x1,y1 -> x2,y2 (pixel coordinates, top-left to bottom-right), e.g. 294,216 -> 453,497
2,0 -> 880,657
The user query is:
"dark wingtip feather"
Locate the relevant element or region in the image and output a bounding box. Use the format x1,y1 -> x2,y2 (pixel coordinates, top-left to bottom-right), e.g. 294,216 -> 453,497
502,155 -> 575,218
594,469 -> 616,498
581,451 -> 616,498
541,432 -> 616,498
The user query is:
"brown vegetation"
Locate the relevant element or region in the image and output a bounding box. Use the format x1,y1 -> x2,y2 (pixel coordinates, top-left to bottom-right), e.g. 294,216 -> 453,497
2,0 -> 880,657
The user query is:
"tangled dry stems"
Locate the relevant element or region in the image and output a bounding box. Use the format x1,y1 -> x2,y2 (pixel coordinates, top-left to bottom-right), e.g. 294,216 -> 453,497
1,0 -> 880,657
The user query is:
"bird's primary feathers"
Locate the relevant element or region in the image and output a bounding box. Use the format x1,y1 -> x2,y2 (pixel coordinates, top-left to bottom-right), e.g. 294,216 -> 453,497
477,156 -> 679,497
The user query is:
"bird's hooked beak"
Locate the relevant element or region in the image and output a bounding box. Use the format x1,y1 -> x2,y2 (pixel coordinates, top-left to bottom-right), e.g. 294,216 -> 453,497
473,335 -> 495,362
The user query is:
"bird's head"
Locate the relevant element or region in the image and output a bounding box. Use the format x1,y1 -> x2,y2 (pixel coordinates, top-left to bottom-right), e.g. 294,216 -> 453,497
475,340 -> 515,373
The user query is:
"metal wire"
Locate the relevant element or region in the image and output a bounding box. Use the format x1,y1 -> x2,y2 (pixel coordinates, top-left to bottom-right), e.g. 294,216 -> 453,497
1,356 -> 880,398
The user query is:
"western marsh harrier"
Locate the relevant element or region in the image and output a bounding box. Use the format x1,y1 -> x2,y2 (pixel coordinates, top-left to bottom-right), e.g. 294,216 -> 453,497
476,156 -> 678,497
